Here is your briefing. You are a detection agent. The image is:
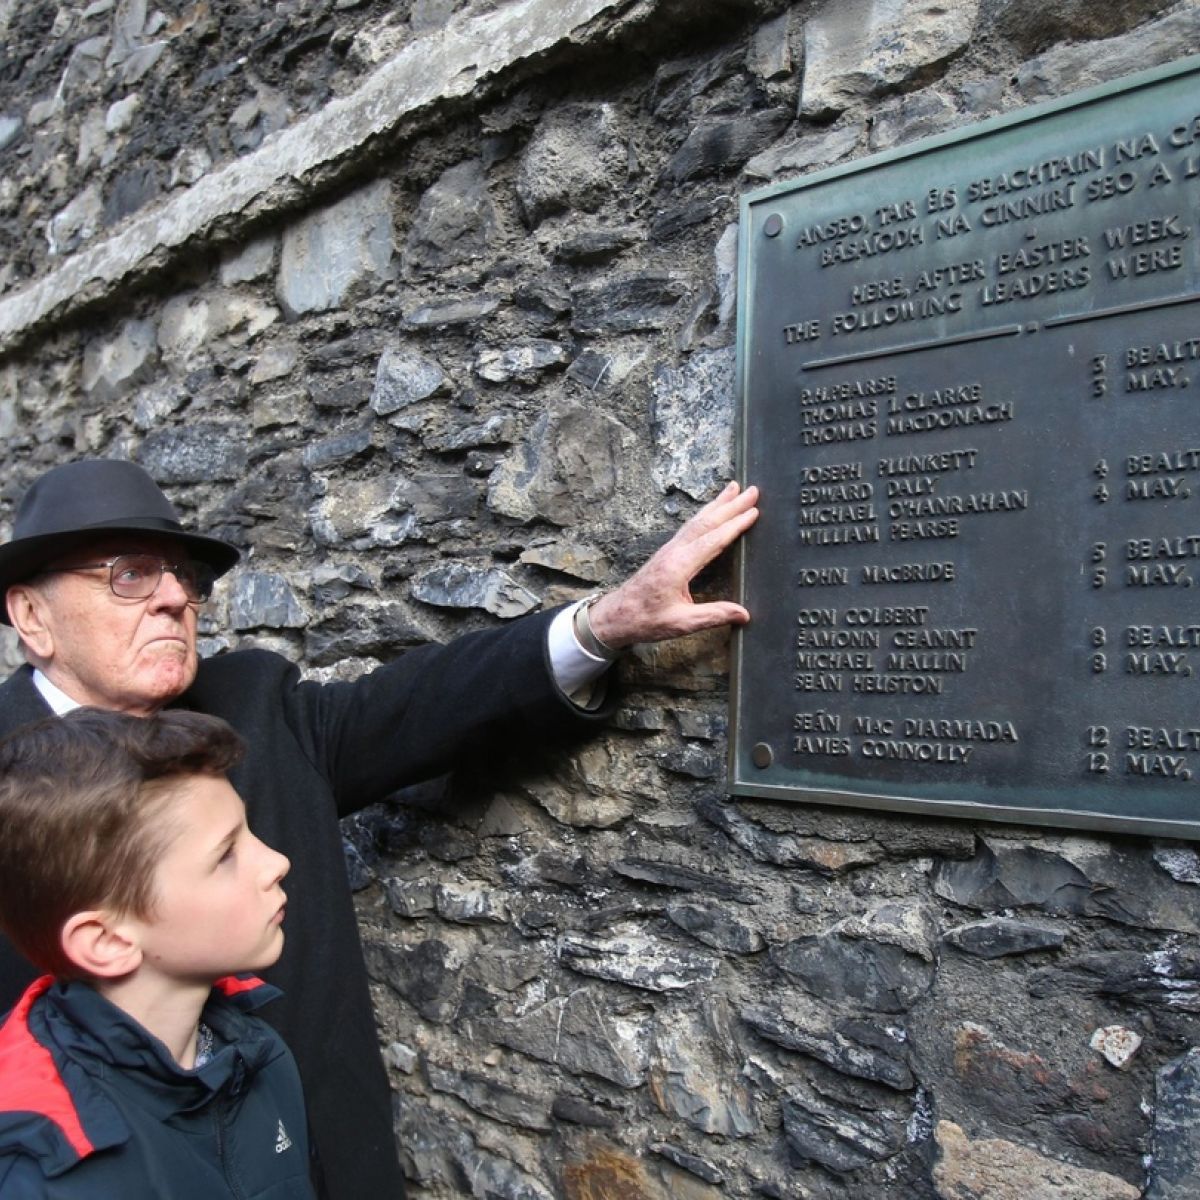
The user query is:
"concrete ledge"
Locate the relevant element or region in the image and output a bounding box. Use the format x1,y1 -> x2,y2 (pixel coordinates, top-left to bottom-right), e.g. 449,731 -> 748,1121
0,0 -> 640,354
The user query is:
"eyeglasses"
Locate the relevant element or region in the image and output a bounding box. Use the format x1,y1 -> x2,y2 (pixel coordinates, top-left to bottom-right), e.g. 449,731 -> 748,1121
40,553 -> 217,604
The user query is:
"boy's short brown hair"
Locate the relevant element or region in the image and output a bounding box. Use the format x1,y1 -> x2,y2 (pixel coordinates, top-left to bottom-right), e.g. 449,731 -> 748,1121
0,708 -> 244,978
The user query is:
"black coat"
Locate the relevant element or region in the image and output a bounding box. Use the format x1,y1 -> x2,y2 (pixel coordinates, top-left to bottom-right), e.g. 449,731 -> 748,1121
0,609 -> 610,1199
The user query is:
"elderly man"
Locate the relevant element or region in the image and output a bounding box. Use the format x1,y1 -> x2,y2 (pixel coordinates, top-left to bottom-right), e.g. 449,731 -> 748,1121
0,458 -> 758,1199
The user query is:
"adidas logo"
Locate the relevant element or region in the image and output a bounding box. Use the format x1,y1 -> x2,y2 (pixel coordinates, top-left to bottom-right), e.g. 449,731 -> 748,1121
274,1119 -> 293,1155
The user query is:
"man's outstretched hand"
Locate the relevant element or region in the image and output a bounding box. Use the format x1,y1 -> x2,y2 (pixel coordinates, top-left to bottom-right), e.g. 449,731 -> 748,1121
587,482 -> 759,650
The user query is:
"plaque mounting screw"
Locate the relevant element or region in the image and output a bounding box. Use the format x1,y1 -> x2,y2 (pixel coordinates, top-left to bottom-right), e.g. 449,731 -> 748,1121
763,214 -> 783,238
752,742 -> 774,768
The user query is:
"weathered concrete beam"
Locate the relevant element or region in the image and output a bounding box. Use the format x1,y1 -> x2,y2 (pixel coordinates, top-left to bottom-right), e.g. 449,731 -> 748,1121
0,0 -> 648,355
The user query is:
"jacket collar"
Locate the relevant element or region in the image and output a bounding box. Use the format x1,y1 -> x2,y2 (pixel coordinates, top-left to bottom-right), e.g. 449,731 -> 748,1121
0,976 -> 123,1177
0,974 -> 280,1177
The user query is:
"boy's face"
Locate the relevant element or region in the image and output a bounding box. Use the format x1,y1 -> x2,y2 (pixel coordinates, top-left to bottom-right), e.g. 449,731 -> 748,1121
131,774 -> 290,984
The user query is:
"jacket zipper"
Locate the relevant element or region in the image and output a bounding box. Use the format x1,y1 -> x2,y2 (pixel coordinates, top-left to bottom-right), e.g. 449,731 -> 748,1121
215,1057 -> 248,1200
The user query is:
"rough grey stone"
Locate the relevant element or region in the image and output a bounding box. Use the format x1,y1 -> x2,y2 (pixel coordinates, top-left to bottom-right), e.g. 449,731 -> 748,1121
1153,845 -> 1200,885
649,197 -> 729,242
571,270 -> 691,336
103,163 -> 163,227
277,179 -> 394,319
934,1120 -> 1140,1200
422,412 -> 516,453
229,571 -> 308,631
0,116 -> 21,152
747,10 -> 794,83
426,1061 -> 551,1131
741,1001 -> 913,1090
402,296 -> 502,330
435,881 -> 509,924
565,350 -> 614,391
933,837 -> 1200,934
131,380 -> 188,431
81,318 -> 158,401
650,1143 -> 724,1185
310,475 -> 414,547
48,186 -> 103,257
610,858 -> 747,900
943,917 -> 1068,959
158,291 -> 279,365
396,1103 -> 555,1200
836,901 -> 939,963
367,345 -> 448,415
802,0 -> 980,117
553,227 -> 640,265
665,108 -> 791,182
868,89 -> 959,152
666,899 -> 763,954
744,118 -> 862,182
403,159 -> 496,277
1148,1048 -> 1200,1198
781,1084 -> 910,1173
699,796 -> 881,873
487,989 -> 650,1089
249,342 -> 299,386
302,422 -> 372,468
551,1095 -> 616,1128
656,744 -> 721,780
411,562 -> 539,619
559,927 -> 720,992
993,0 -> 1175,57
675,709 -> 725,741
221,235 -> 277,286
771,927 -> 935,1014
169,145 -> 214,189
138,424 -> 247,484
517,538 -> 610,582
1028,947 -> 1200,1013
385,877 -> 438,918
1014,7 -> 1200,101
365,936 -> 464,1024
518,744 -> 640,829
473,339 -> 568,384
649,1002 -> 757,1136
516,101 -> 627,226
487,403 -> 630,526
651,347 -> 735,501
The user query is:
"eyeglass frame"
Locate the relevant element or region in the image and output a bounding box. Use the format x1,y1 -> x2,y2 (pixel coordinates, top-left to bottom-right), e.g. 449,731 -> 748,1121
36,553 -> 218,605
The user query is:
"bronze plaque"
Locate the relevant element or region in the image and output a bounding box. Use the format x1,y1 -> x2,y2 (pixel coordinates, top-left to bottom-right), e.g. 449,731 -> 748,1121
731,56 -> 1200,838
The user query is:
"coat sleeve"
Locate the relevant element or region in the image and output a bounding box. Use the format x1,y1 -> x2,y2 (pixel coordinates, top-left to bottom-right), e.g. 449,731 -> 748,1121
185,607 -> 616,818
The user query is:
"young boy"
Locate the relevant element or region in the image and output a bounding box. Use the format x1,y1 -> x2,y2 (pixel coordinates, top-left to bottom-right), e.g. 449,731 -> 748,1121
0,708 -> 316,1199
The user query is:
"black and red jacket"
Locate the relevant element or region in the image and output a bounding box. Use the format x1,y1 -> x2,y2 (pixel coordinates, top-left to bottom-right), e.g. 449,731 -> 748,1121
0,975 -> 315,1199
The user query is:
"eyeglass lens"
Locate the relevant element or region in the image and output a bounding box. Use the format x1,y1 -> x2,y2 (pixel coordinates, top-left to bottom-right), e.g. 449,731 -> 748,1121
109,554 -> 215,602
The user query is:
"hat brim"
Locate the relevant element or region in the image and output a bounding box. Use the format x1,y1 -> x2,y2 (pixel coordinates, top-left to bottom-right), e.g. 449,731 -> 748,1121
0,520 -> 240,626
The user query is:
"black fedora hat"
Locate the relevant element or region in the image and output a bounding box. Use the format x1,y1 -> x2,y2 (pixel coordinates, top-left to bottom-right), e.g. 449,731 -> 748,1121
0,459 -> 240,623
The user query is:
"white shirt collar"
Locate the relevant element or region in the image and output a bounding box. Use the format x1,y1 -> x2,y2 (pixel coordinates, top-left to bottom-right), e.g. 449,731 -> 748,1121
31,669 -> 82,716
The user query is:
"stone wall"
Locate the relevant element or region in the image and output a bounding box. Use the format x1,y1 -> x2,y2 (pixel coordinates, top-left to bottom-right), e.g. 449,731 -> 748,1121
2,1 -> 1199,1196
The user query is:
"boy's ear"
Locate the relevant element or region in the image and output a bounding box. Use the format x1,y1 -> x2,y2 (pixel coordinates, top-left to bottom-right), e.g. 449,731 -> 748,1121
60,912 -> 143,979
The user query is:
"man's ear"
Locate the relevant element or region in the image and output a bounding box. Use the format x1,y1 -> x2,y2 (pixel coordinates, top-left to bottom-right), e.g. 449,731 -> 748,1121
60,911 -> 143,980
6,584 -> 56,663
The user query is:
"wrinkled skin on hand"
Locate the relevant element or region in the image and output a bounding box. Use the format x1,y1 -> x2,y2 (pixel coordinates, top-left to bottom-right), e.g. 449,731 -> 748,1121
588,482 -> 759,650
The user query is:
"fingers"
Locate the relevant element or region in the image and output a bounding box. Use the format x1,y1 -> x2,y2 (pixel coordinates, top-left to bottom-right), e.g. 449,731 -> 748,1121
671,493 -> 759,578
687,600 -> 751,631
680,482 -> 759,542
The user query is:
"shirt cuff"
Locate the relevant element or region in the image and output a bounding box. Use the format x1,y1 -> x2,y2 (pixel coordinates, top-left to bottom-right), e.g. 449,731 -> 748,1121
548,602 -> 613,708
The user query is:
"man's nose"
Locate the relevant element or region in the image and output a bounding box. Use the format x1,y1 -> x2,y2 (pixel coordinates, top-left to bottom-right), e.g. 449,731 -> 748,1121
149,566 -> 191,610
